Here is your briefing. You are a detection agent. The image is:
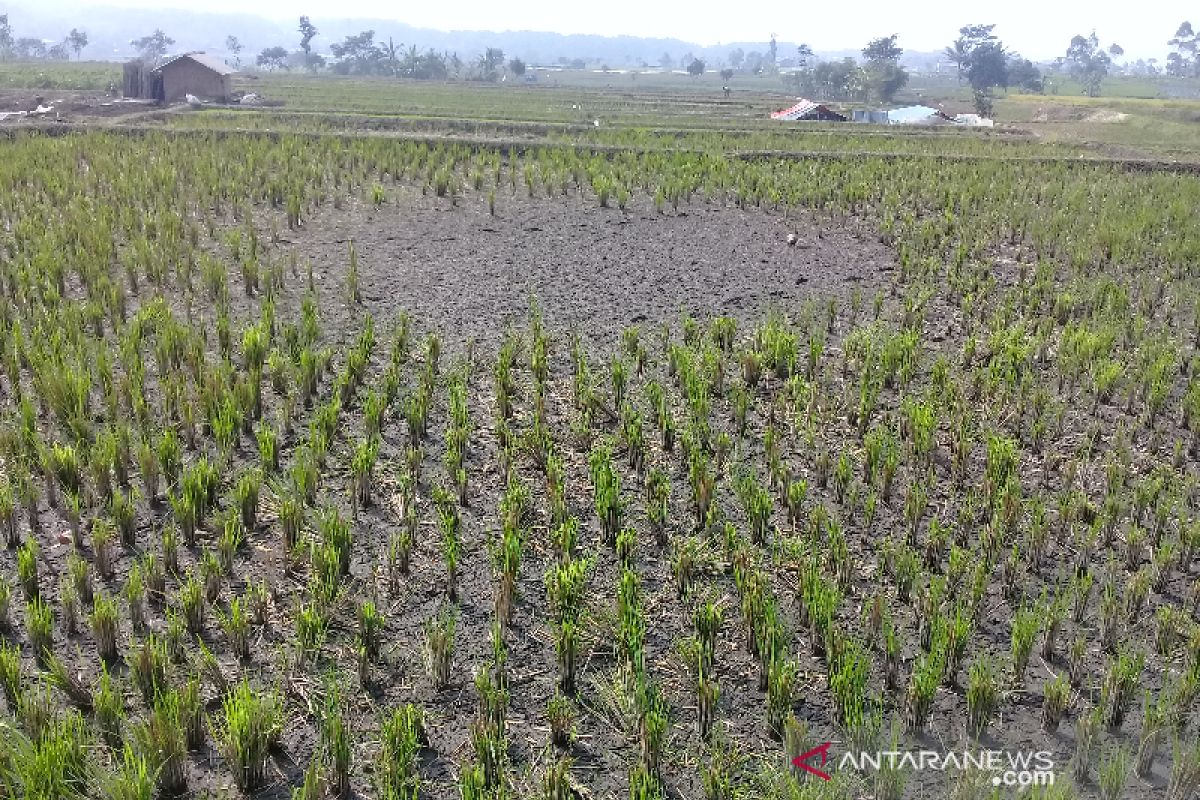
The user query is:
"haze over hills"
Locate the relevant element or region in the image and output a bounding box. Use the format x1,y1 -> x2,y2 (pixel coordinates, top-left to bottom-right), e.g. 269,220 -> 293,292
0,4 -> 1000,69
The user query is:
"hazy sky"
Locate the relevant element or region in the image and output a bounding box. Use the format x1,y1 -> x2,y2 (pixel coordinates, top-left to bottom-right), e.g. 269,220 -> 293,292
17,1 -> 1196,60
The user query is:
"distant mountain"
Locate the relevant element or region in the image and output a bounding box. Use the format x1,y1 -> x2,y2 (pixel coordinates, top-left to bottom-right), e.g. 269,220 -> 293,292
1,4 -> 948,69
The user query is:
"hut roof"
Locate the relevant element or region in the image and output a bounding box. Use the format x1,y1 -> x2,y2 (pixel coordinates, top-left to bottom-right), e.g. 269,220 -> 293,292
770,98 -> 847,122
153,52 -> 236,76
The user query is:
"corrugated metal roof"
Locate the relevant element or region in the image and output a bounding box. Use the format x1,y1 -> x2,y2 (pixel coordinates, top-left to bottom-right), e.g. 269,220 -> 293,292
154,52 -> 236,76
770,98 -> 845,121
886,105 -> 941,124
771,99 -> 822,120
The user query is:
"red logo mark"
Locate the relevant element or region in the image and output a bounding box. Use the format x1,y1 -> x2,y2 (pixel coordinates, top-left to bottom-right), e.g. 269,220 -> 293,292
792,741 -> 833,781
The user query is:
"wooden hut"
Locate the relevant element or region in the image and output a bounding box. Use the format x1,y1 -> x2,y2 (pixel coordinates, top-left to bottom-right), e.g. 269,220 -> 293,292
124,52 -> 235,103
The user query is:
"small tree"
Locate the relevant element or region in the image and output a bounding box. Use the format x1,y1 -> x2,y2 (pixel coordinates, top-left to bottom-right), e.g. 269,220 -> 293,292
1065,32 -> 1111,97
1006,57 -> 1043,92
967,41 -> 1008,95
507,57 -> 525,77
67,29 -> 88,60
131,29 -> 174,64
972,88 -> 994,117
0,15 -> 12,61
226,35 -> 243,67
477,47 -> 504,81
687,57 -> 706,77
862,34 -> 908,103
256,46 -> 289,72
1168,22 -> 1198,77
945,24 -> 997,81
298,16 -> 318,71
719,67 -> 734,81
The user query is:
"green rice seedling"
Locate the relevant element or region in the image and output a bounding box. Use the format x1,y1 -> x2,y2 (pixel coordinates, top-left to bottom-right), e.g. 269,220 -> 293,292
136,687 -> 188,794
697,669 -> 719,740
590,443 -> 623,545
765,658 -> 797,739
376,703 -> 424,800
1098,746 -> 1130,800
1100,648 -> 1144,729
543,755 -> 572,800
0,480 -> 17,548
16,538 -> 39,600
101,744 -> 155,800
60,579 -> 80,636
176,673 -> 205,750
358,600 -> 383,663
644,468 -> 669,545
84,520 -> 113,582
905,650 -> 942,732
94,666 -> 124,748
1042,673 -> 1070,731
1099,583 -> 1121,654
1068,635 -> 1087,687
213,680 -> 283,791
176,570 -> 203,640
425,605 -> 456,690
786,479 -> 808,531
555,618 -> 580,693
316,505 -> 352,578
230,468 -> 261,530
829,638 -> 869,729
136,437 -> 160,506
639,684 -> 668,778
1010,606 -> 1040,685
167,489 -> 198,550
1156,605 -> 1183,656
1167,737 -> 1200,800
91,590 -> 120,665
616,526 -> 637,570
470,715 -> 506,790
200,549 -> 223,602
702,731 -> 739,800
1071,706 -> 1101,783
111,488 -> 137,548
242,579 -> 269,627
125,562 -> 147,632
7,704 -> 92,796
295,600 -> 328,664
219,597 -> 251,660
432,488 -> 460,598
494,523 -> 523,626
16,678 -> 55,740
25,596 -> 53,665
458,763 -> 487,800
351,436 -> 380,513
1136,691 -> 1165,778
128,632 -> 170,703
216,515 -> 244,576
547,692 -> 576,748
320,683 -> 352,796
893,545 -> 920,603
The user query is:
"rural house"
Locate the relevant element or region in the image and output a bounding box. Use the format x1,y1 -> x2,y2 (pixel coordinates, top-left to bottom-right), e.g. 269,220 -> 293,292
124,52 -> 235,103
156,53 -> 235,103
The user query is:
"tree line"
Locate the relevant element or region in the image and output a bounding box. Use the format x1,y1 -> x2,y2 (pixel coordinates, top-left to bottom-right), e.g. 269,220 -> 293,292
0,15 -> 89,61
245,17 -> 525,82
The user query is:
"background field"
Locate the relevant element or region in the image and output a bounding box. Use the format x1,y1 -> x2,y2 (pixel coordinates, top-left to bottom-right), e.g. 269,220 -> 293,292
0,60 -> 1199,800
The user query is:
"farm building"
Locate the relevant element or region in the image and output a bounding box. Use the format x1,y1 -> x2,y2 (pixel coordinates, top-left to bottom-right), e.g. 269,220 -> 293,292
882,105 -> 956,125
770,99 -> 847,122
851,105 -> 956,125
851,109 -> 890,124
123,52 -> 235,103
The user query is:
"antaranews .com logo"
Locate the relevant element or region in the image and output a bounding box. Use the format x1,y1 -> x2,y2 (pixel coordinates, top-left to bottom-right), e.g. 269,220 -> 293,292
793,742 -> 1056,788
